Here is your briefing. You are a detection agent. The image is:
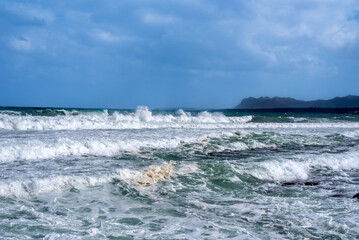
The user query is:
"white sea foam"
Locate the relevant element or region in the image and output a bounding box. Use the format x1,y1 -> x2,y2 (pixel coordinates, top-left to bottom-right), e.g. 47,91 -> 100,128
246,122 -> 359,129
0,137 -> 193,163
0,162 -> 175,198
0,107 -> 252,131
0,174 -> 116,198
1,128 -> 263,162
340,129 -> 359,138
117,162 -> 173,185
250,160 -> 310,181
1,108 -> 358,131
248,151 -> 359,181
0,110 -> 21,116
288,117 -> 308,122
212,140 -> 276,152
176,163 -> 199,175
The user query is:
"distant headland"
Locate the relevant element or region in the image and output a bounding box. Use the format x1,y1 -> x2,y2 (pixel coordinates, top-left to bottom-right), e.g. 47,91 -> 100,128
235,95 -> 359,109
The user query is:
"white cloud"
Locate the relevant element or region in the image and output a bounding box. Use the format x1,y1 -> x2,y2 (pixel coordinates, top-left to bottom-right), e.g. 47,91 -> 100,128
249,0 -> 359,49
214,0 -> 359,68
10,36 -> 32,52
7,3 -> 55,24
92,29 -> 135,43
142,11 -> 176,24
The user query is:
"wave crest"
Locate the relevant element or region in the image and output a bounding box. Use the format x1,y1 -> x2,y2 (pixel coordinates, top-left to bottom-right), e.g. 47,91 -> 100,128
0,162 -> 174,198
248,151 -> 359,182
0,107 -> 252,131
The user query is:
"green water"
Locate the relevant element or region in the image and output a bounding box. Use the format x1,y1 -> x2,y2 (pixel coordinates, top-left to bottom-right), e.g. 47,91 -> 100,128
0,107 -> 359,239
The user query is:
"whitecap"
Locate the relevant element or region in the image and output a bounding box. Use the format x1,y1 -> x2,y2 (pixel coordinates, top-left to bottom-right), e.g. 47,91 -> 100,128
0,107 -> 253,131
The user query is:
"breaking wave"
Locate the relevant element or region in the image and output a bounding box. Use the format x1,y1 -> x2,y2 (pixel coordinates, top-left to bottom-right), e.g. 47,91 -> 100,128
0,162 -> 174,198
1,106 -> 359,132
0,174 -> 115,198
248,151 -> 359,182
0,137 -> 193,163
0,106 -> 252,131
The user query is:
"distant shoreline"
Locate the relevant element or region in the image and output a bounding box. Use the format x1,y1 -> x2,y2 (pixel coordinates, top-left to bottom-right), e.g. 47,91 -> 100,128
223,107 -> 359,114
236,95 -> 359,109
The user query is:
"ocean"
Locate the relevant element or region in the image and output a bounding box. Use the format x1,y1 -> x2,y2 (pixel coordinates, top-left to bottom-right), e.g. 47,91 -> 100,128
0,106 -> 359,239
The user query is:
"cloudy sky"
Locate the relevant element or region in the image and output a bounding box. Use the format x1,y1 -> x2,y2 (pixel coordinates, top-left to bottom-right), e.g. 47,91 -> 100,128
1,0 -> 359,108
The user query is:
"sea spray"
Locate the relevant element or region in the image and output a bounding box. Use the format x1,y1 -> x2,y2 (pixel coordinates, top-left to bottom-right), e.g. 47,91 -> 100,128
1,108 -> 359,239
0,162 -> 174,198
0,107 -> 253,131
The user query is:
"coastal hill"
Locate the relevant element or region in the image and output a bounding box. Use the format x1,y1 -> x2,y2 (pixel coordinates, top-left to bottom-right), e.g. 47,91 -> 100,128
235,95 -> 359,109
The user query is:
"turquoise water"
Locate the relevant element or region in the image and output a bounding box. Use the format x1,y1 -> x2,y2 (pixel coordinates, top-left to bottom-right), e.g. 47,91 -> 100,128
0,107 -> 359,239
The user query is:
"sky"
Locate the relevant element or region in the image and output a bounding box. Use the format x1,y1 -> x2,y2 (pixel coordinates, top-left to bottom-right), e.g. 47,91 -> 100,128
1,0 -> 359,109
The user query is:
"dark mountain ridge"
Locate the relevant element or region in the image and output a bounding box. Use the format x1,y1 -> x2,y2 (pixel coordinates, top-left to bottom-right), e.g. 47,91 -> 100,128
236,95 -> 359,109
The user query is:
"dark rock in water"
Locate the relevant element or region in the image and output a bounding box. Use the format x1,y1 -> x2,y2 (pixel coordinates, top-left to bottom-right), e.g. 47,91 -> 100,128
281,182 -> 296,186
208,152 -> 216,157
330,194 -> 346,198
330,193 -> 359,198
208,150 -> 244,158
304,182 -> 319,186
281,181 -> 319,186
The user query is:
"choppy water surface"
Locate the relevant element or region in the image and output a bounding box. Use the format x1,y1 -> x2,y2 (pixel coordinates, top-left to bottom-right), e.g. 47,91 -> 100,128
1,107 -> 359,239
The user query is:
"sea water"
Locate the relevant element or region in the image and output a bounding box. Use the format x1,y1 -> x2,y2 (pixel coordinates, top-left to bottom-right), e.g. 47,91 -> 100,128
0,106 -> 359,239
